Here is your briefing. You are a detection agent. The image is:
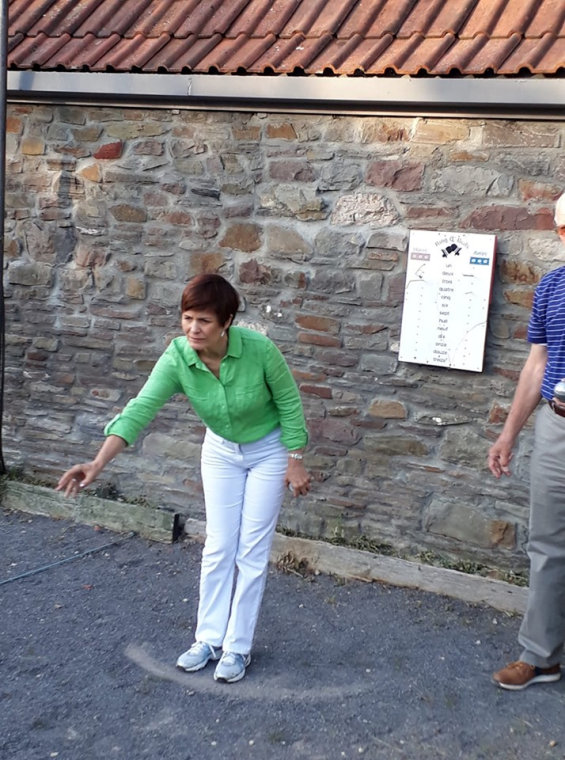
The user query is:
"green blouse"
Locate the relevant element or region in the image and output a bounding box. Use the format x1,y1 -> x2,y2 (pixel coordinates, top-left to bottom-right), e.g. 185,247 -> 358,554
104,326 -> 308,451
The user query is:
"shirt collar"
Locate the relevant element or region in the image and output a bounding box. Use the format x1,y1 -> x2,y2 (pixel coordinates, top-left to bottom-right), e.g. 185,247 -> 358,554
225,326 -> 242,358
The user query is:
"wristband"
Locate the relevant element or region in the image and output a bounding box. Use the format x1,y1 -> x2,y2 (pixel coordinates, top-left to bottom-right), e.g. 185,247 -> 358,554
288,452 -> 304,460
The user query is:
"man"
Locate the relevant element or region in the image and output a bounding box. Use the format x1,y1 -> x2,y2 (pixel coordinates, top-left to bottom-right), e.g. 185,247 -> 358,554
488,192 -> 565,690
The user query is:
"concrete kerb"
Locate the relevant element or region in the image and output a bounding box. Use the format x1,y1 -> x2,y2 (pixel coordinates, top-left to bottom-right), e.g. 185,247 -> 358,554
0,481 -> 180,544
1,480 -> 528,615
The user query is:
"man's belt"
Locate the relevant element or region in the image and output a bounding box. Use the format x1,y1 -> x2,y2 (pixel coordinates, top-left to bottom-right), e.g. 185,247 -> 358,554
548,400 -> 565,418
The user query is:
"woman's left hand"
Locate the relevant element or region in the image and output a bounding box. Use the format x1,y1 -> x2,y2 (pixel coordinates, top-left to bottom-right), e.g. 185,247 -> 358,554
285,460 -> 311,497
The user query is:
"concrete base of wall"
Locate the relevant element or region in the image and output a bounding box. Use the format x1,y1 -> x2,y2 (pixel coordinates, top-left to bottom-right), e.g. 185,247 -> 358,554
1,481 -> 180,543
182,518 -> 528,615
1,480 -> 528,615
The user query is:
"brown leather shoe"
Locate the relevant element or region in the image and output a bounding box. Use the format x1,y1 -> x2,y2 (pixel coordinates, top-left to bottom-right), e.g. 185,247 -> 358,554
493,660 -> 561,691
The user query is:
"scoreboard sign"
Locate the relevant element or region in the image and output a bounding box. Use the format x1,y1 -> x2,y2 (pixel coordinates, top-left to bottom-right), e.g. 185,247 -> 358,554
398,229 -> 496,372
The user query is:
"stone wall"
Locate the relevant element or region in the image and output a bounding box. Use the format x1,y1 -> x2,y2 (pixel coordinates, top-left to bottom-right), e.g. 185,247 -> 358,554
4,103 -> 564,570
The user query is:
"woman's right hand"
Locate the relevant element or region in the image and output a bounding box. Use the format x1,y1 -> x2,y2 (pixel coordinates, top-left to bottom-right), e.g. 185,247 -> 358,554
56,461 -> 102,498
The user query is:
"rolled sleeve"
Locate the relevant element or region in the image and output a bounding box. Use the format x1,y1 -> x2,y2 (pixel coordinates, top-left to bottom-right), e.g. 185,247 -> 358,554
265,341 -> 308,450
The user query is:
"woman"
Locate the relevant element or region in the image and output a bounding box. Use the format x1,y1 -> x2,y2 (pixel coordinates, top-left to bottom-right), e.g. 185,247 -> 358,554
57,274 -> 310,683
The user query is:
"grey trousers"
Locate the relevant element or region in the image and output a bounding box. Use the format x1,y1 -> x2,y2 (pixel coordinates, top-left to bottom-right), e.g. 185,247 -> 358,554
519,403 -> 565,667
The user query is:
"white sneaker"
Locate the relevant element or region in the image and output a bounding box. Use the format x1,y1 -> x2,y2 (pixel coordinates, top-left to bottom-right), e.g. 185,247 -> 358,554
213,651 -> 251,683
176,641 -> 221,672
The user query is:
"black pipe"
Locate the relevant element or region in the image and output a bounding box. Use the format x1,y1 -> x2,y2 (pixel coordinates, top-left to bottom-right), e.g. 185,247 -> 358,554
0,0 -> 7,474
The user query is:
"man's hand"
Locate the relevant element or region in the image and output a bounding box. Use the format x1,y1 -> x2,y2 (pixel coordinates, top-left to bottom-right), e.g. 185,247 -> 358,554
488,438 -> 514,478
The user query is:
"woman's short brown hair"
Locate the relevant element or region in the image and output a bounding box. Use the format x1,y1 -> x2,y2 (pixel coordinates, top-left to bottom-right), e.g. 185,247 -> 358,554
180,274 -> 240,326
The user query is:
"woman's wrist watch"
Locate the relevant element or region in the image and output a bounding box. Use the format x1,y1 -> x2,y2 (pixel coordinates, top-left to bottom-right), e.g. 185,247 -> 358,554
288,452 -> 304,460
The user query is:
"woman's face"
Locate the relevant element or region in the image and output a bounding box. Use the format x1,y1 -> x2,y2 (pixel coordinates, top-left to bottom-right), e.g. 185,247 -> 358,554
181,308 -> 229,354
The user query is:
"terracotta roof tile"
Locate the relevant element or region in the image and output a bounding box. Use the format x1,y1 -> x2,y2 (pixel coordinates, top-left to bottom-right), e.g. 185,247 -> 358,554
7,0 -> 565,77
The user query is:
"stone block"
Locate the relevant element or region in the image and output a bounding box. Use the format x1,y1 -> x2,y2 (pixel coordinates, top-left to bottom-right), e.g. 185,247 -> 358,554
360,120 -> 411,143
439,427 -> 488,469
93,141 -> 123,159
298,332 -> 341,348
413,119 -> 470,143
267,225 -> 311,258
299,384 -> 332,399
258,186 -> 327,220
462,205 -> 554,231
424,497 -> 516,550
314,228 -> 364,260
366,160 -> 424,191
142,432 -> 200,460
500,260 -> 540,285
330,193 -> 399,227
482,122 -> 559,148
7,260 -> 53,287
295,315 -> 340,334
503,288 -> 534,309
266,123 -> 297,139
187,252 -> 228,276
79,163 -> 102,182
318,163 -> 362,191
368,399 -> 407,419
430,166 -> 514,197
125,276 -> 147,299
21,138 -> 45,155
58,107 -> 87,125
363,433 -> 428,457
269,160 -> 315,182
239,259 -> 272,285
220,222 -> 262,252
72,126 -> 104,142
110,205 -> 147,223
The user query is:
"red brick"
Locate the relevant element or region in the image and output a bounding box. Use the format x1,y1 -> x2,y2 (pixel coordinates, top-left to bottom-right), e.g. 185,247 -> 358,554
6,117 -> 23,134
366,160 -> 424,191
503,288 -> 534,309
405,205 -> 451,219
500,260 -> 540,285
269,161 -> 315,182
293,369 -> 326,382
513,324 -> 528,340
463,205 -> 554,231
239,259 -> 272,284
94,141 -> 123,159
518,180 -> 562,202
309,417 -> 361,445
299,384 -> 332,399
295,315 -> 340,333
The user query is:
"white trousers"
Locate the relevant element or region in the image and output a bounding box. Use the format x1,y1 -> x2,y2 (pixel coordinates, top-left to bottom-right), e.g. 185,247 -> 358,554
195,427 -> 287,654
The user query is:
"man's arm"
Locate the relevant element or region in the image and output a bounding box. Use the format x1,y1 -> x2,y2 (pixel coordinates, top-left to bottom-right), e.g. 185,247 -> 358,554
488,343 -> 547,478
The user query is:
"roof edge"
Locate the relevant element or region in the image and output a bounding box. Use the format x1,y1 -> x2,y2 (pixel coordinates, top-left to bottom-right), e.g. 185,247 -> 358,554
7,72 -> 565,118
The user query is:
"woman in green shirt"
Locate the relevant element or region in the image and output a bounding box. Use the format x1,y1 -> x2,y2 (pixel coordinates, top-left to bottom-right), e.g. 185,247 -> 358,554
57,274 -> 310,684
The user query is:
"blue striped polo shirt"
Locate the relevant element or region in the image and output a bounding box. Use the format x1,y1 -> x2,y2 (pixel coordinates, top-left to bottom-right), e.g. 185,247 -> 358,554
528,265 -> 565,400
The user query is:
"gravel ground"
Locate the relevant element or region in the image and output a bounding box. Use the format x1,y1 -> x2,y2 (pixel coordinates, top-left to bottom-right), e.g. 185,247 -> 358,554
2,507 -> 565,760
